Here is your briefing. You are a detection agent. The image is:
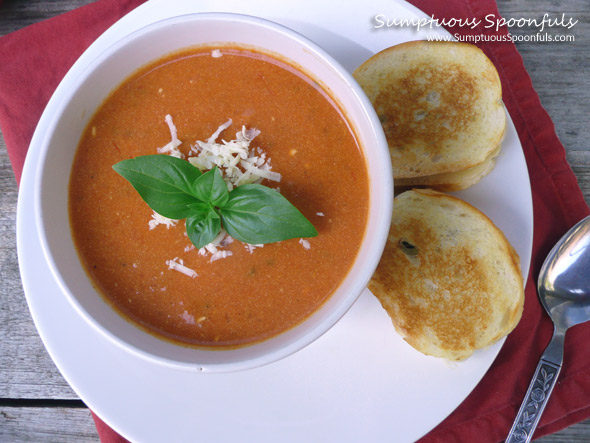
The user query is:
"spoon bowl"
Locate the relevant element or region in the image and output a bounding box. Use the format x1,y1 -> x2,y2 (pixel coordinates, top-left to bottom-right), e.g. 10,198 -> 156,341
507,215 -> 590,443
539,218 -> 590,326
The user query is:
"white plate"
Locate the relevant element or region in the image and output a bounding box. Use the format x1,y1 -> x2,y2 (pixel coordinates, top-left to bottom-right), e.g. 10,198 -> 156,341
17,0 -> 533,442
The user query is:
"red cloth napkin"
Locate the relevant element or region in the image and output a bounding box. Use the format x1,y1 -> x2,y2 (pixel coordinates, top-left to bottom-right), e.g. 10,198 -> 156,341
1,0 -> 589,442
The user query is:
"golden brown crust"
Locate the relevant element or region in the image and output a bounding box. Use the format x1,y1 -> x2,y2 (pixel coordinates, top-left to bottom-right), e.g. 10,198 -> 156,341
394,143 -> 502,192
368,189 -> 524,360
354,41 -> 505,184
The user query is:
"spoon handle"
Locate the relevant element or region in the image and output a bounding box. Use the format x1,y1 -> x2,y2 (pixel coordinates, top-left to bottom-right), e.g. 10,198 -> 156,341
506,327 -> 565,443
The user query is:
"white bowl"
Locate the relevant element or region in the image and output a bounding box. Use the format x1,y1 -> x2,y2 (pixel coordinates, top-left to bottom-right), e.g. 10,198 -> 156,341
34,13 -> 393,373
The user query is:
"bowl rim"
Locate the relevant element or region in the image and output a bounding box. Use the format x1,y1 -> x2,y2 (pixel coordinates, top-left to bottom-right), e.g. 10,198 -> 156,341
33,11 -> 393,373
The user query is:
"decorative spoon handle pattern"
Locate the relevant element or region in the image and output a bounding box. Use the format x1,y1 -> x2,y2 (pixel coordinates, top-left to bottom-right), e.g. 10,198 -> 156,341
506,359 -> 561,443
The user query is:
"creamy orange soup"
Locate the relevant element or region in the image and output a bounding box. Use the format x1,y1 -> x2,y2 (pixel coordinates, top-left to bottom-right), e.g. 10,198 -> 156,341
69,47 -> 369,347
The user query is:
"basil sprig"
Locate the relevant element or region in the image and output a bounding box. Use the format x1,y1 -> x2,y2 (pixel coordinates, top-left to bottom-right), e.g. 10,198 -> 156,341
113,155 -> 318,248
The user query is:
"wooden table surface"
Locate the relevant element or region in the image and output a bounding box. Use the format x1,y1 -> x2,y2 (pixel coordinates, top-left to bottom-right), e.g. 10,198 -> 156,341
1,0 -> 589,441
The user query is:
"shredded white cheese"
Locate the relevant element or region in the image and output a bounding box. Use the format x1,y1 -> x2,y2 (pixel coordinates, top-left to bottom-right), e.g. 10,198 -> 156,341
220,235 -> 234,247
180,310 -> 196,324
244,243 -> 264,254
316,212 -> 325,217
157,114 -> 183,158
207,118 -> 233,145
210,250 -> 233,262
239,159 -> 281,183
188,119 -> 280,191
197,229 -> 234,262
149,211 -> 178,230
165,257 -> 198,278
158,114 -> 281,191
299,238 -> 311,250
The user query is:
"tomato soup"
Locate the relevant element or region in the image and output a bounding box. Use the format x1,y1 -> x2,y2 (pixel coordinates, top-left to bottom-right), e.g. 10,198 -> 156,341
69,47 -> 369,347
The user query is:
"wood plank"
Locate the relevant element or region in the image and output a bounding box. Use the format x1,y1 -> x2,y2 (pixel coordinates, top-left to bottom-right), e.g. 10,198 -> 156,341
0,0 -> 93,36
0,406 -> 98,442
538,420 -> 590,442
497,0 -> 590,159
0,142 -> 78,400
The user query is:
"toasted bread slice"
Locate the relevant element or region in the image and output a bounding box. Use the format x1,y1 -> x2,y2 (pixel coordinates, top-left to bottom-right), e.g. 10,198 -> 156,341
395,144 -> 502,192
368,189 -> 524,360
353,41 -> 505,185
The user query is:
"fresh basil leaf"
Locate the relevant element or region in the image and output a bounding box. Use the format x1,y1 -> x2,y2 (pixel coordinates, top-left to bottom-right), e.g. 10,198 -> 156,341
192,167 -> 229,207
186,208 -> 221,248
114,154 -> 317,249
186,201 -> 213,213
113,155 -> 202,219
219,184 -> 318,244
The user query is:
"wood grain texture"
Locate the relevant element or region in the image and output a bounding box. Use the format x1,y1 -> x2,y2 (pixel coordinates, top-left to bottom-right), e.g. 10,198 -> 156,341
0,0 -> 588,441
0,406 -> 98,442
498,0 -> 590,210
0,146 -> 78,400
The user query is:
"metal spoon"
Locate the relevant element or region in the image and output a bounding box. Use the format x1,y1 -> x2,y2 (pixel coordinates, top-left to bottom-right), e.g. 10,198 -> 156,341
506,215 -> 590,443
